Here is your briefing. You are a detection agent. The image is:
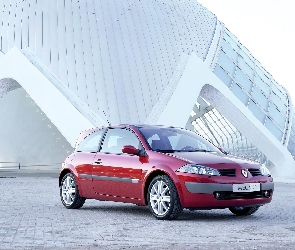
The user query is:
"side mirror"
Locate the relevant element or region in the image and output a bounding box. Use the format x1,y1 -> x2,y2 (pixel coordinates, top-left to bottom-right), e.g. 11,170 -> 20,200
122,145 -> 140,155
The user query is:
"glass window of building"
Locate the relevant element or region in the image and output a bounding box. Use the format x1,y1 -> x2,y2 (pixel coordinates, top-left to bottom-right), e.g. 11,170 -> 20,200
238,56 -> 254,79
248,100 -> 265,124
251,86 -> 269,111
255,63 -> 270,86
214,64 -> 232,87
239,47 -> 255,68
272,80 -> 286,97
265,117 -> 283,141
268,103 -> 286,129
231,82 -> 249,105
215,29 -> 291,145
222,40 -> 238,62
271,82 -> 286,103
223,32 -> 239,52
218,51 -> 236,76
254,74 -> 270,96
235,68 -> 253,93
256,63 -> 269,78
270,92 -> 287,114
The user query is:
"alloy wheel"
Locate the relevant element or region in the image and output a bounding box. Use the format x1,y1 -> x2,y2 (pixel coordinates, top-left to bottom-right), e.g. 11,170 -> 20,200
61,175 -> 76,206
149,180 -> 171,216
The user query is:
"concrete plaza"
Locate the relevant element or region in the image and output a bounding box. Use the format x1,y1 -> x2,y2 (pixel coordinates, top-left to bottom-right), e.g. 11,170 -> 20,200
0,170 -> 295,249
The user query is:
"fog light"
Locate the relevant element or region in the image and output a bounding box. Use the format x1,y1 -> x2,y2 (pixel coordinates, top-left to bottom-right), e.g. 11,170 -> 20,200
215,192 -> 221,199
263,190 -> 270,198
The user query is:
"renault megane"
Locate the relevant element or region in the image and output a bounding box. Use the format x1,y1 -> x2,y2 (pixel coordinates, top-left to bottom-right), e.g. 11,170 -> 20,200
59,124 -> 274,220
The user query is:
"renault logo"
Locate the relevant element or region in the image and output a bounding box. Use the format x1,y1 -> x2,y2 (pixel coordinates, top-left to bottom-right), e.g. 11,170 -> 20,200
241,169 -> 248,178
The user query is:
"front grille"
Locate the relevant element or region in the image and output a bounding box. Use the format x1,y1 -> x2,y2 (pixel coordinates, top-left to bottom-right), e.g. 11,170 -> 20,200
218,169 -> 236,177
248,169 -> 262,176
214,191 -> 264,200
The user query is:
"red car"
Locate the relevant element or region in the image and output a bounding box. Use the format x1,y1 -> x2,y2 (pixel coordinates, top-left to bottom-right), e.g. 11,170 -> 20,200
59,124 -> 274,220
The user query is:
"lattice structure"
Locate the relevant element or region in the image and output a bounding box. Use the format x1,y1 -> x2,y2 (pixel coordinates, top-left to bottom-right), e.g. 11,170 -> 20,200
191,103 -> 272,166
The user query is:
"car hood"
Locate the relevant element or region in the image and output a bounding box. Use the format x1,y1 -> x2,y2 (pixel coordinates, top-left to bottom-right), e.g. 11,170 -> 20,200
167,151 -> 259,168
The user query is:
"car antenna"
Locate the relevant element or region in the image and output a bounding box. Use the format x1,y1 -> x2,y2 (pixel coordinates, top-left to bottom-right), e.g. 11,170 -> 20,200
102,110 -> 111,126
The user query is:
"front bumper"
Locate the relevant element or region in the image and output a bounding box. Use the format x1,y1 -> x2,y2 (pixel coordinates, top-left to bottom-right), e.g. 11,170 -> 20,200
185,182 -> 274,194
178,178 -> 274,209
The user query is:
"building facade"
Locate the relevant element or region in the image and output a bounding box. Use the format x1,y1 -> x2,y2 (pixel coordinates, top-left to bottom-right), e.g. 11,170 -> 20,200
0,0 -> 294,175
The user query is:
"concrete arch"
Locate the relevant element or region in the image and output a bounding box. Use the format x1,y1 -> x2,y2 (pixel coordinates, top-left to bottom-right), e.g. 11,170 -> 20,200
0,85 -> 73,165
150,53 -> 294,176
0,48 -> 104,165
0,48 -> 99,147
0,1 -> 292,175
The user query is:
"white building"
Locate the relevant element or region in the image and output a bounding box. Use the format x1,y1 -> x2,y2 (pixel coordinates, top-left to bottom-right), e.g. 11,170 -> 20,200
0,0 -> 294,176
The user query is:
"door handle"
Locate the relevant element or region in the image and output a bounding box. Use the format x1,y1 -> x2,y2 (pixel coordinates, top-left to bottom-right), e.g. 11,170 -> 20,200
94,159 -> 102,164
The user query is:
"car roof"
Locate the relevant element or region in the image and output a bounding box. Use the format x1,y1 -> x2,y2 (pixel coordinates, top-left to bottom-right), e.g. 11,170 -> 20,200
74,124 -> 183,148
118,124 -> 183,129
82,124 -> 185,133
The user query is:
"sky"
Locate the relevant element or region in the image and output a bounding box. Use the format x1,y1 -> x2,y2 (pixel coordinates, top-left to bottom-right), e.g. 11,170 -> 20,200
198,0 -> 295,103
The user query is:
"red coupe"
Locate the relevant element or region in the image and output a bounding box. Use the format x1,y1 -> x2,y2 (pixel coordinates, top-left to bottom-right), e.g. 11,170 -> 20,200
59,124 -> 274,220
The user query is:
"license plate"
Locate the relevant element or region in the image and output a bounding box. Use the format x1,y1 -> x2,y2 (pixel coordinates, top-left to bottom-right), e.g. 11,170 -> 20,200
233,183 -> 260,192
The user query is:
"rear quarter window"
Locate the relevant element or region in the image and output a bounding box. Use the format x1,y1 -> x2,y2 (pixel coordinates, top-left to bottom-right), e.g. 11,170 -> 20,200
75,130 -> 105,152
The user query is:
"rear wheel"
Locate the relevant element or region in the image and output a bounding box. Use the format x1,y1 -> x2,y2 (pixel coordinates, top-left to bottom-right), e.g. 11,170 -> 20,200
229,206 -> 259,216
147,175 -> 183,220
60,172 -> 85,209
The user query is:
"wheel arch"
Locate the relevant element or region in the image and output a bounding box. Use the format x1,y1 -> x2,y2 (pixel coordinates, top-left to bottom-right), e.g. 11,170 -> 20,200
59,165 -> 89,197
59,169 -> 73,187
59,163 -> 80,186
143,169 -> 184,206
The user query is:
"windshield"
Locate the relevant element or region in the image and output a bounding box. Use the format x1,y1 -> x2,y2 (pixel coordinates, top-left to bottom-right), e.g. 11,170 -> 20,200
139,127 -> 219,153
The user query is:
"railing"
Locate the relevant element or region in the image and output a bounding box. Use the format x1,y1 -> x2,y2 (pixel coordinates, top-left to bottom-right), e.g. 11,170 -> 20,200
0,162 -> 61,170
0,162 -> 20,169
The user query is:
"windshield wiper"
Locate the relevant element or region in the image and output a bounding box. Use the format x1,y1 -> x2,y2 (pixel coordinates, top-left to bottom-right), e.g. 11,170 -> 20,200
155,149 -> 177,153
192,149 -> 213,152
176,149 -> 213,152
155,149 -> 214,153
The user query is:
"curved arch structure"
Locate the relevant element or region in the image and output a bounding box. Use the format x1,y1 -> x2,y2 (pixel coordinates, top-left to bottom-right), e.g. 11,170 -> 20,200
0,0 -> 294,175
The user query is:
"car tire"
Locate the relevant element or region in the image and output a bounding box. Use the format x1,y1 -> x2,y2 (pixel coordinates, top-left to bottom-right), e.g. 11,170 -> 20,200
229,206 -> 259,216
60,172 -> 85,209
147,175 -> 183,220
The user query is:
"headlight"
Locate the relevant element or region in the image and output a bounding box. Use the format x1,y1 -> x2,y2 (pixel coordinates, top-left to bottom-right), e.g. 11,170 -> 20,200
260,164 -> 271,176
177,164 -> 220,176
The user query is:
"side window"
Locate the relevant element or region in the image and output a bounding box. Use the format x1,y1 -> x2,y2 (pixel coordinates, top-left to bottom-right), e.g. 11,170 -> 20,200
167,134 -> 181,148
100,128 -> 141,154
76,130 -> 105,153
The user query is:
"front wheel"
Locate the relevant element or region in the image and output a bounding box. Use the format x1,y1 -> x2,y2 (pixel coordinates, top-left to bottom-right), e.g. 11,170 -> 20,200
60,172 -> 85,209
147,175 -> 183,220
229,206 -> 259,216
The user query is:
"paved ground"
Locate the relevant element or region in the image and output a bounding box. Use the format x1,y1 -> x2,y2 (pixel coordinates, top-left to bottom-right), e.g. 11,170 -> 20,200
0,171 -> 295,249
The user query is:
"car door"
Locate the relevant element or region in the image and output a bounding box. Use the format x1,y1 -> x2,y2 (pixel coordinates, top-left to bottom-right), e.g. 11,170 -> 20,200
92,128 -> 146,200
73,129 -> 105,196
